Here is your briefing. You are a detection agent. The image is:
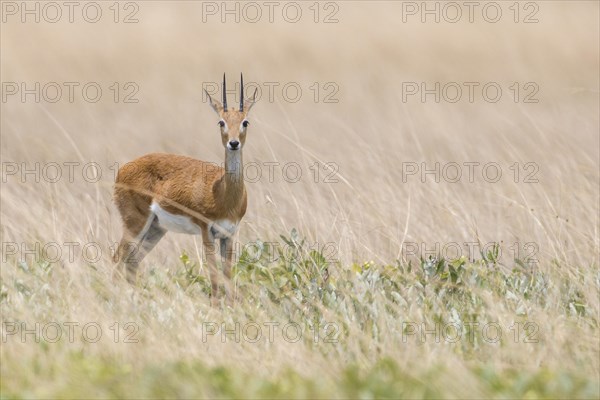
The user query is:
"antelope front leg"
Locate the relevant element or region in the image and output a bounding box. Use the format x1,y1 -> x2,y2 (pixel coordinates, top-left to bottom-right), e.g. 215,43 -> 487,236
220,237 -> 233,279
220,237 -> 235,300
202,228 -> 220,303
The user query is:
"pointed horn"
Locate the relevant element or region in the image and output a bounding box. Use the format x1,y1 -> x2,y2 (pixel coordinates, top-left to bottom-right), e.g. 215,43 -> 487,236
240,73 -> 244,111
222,73 -> 228,111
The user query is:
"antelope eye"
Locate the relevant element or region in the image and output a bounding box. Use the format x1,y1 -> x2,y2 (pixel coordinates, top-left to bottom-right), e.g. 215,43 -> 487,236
242,120 -> 249,128
218,120 -> 225,128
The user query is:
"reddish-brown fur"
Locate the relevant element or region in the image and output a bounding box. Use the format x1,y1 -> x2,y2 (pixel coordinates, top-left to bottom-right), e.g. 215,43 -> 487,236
113,153 -> 247,234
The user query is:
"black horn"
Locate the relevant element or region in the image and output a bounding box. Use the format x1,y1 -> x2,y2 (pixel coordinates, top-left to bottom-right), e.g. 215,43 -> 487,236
240,73 -> 244,111
222,73 -> 228,111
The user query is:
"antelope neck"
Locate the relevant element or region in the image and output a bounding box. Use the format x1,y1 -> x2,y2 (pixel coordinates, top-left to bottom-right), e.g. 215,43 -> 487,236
216,148 -> 245,210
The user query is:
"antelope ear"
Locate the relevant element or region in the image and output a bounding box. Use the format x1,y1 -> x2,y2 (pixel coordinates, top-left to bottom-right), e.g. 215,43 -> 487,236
243,88 -> 258,113
205,90 -> 223,115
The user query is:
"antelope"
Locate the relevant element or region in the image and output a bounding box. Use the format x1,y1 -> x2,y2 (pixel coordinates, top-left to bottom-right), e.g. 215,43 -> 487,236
113,74 -> 256,299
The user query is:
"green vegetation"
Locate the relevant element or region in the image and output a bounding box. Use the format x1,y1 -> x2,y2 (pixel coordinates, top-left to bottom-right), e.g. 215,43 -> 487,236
2,231 -> 598,399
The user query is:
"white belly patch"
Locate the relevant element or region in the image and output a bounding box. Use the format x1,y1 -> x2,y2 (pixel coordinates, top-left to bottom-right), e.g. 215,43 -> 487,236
209,219 -> 239,239
150,202 -> 202,235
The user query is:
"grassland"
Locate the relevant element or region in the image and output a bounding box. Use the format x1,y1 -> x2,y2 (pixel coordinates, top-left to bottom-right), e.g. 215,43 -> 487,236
1,1 -> 599,398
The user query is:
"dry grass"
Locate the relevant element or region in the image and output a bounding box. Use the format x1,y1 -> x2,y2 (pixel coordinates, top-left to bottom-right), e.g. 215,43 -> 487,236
1,2 -> 599,398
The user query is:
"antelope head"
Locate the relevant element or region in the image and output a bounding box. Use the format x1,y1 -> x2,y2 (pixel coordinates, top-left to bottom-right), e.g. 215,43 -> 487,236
205,73 -> 257,152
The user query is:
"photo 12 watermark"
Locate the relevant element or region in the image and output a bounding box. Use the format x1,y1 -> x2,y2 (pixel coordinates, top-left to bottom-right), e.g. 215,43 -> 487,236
401,241 -> 539,265
200,1 -> 340,24
400,1 -> 540,24
2,321 -> 140,344
401,82 -> 540,104
201,320 -> 339,344
202,80 -> 339,104
1,82 -> 140,104
401,162 -> 539,184
401,321 -> 539,344
1,1 -> 140,24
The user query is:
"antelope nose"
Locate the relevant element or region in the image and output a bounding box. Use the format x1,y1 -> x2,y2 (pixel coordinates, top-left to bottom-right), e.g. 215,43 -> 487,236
229,140 -> 240,150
